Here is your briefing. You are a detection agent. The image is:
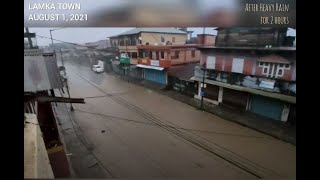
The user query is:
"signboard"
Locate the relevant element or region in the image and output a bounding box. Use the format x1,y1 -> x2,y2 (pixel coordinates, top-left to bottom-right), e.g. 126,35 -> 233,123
206,56 -> 216,69
150,60 -> 160,66
120,57 -> 130,64
142,59 -> 148,64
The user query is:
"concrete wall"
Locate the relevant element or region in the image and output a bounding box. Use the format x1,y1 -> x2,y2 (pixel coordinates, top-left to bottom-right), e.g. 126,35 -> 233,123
197,35 -> 216,45
141,32 -> 187,45
24,113 -> 54,178
170,48 -> 201,65
200,52 -> 296,81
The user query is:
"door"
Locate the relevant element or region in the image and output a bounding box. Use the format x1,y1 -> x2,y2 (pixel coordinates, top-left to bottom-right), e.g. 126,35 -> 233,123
144,69 -> 166,85
223,88 -> 248,110
250,95 -> 284,120
205,84 -> 219,101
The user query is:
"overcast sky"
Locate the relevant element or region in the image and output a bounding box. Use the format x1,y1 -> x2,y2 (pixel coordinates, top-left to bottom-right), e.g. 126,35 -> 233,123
30,27 -> 219,46
30,27 -> 296,46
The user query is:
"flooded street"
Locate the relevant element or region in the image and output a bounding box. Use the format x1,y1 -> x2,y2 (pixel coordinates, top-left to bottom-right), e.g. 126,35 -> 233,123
55,62 -> 296,179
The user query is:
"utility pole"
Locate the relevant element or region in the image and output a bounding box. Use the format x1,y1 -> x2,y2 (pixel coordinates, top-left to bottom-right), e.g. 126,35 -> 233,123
25,27 -> 33,48
49,30 -> 54,46
49,28 -> 74,111
60,49 -> 64,66
200,65 -> 206,110
200,27 -> 206,110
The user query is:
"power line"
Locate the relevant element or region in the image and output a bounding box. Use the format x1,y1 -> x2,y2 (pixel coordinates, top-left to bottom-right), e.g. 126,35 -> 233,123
67,107 -> 271,139
36,34 -> 114,53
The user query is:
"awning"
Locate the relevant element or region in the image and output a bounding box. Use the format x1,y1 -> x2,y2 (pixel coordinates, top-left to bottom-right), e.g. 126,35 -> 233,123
136,64 -> 164,71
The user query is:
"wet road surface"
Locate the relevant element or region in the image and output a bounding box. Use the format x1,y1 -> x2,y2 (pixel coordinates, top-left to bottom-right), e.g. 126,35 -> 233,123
54,62 -> 296,179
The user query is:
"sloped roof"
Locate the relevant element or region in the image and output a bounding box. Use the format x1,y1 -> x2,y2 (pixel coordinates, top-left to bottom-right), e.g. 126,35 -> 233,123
110,28 -> 187,37
24,50 -> 64,92
258,54 -> 290,64
168,63 -> 199,81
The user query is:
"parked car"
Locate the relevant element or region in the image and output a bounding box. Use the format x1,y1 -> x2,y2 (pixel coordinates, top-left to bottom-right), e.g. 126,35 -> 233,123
92,64 -> 104,73
92,60 -> 104,73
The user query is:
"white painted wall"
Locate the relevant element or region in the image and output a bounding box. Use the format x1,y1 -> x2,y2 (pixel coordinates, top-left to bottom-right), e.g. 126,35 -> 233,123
232,58 -> 244,73
206,56 -> 216,69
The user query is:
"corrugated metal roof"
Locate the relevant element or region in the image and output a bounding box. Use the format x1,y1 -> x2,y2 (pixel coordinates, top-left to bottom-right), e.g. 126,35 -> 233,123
110,28 -> 186,37
24,50 -> 64,92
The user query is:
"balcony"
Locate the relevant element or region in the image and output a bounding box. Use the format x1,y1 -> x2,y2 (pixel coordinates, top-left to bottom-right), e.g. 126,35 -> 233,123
194,66 -> 296,99
137,58 -> 171,68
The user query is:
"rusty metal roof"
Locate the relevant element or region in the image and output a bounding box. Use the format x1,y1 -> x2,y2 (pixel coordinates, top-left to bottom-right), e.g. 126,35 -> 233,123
258,54 -> 290,64
24,50 -> 64,92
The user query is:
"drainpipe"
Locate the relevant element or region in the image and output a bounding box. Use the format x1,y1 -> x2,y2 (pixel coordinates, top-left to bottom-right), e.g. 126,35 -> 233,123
200,65 -> 206,110
184,48 -> 187,63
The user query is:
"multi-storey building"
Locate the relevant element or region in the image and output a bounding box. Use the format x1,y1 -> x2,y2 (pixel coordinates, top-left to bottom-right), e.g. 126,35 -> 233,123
192,28 -> 296,123
109,28 -> 188,59
109,28 -> 204,85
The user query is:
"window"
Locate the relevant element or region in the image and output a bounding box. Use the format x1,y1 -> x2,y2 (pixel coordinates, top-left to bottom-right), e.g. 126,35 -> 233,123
278,69 -> 283,76
160,51 -> 165,59
156,51 -> 159,60
285,64 -> 290,69
149,51 -> 152,58
132,52 -> 138,58
161,36 -> 165,43
172,37 -> 175,43
279,64 -> 284,68
174,51 -> 179,59
263,68 -> 268,73
191,50 -> 195,57
259,62 -> 264,66
138,51 -> 144,58
144,51 -> 149,57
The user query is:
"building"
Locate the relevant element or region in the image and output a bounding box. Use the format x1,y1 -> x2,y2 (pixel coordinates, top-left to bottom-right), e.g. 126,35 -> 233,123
118,44 -> 201,85
24,28 -> 84,178
196,34 -> 216,45
192,28 -> 296,123
168,62 -> 199,97
109,28 -> 188,59
109,28 -> 203,85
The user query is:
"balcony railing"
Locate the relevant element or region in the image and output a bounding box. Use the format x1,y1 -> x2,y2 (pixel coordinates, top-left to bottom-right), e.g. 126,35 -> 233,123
194,66 -> 296,97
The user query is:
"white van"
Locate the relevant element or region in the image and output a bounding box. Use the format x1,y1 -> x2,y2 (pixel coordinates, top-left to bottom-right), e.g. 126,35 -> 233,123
92,60 -> 104,73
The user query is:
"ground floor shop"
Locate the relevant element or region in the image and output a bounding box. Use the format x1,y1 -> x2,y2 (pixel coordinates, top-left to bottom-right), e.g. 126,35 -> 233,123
193,80 -> 295,122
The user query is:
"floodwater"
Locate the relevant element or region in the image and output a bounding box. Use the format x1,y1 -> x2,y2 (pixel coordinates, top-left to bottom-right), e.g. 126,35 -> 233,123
54,62 -> 296,179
